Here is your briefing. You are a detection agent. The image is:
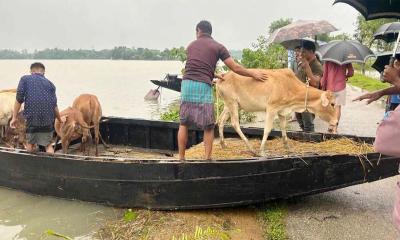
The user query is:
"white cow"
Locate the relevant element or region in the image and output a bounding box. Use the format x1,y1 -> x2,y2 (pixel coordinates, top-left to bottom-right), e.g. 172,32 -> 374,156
0,89 -> 17,140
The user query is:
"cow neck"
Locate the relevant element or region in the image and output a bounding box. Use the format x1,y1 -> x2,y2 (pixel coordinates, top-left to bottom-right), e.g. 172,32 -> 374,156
304,81 -> 310,112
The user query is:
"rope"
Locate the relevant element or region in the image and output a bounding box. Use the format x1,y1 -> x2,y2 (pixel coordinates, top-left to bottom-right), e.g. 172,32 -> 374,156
304,78 -> 310,112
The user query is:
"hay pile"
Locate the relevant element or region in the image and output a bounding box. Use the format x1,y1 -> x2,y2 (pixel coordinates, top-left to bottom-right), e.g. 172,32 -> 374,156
185,138 -> 374,160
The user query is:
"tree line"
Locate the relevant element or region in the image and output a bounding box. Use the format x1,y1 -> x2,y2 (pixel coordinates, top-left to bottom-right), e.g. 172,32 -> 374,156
0,47 -> 243,61
0,47 -> 187,60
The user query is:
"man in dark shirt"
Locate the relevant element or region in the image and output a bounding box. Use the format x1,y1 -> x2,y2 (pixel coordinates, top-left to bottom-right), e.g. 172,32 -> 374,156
10,62 -> 62,153
178,20 -> 268,161
295,41 -> 323,132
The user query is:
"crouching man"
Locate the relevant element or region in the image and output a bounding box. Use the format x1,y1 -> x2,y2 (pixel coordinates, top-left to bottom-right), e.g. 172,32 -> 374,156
10,62 -> 63,153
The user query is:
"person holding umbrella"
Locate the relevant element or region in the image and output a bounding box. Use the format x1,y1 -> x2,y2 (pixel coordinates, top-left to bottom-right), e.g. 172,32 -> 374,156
320,61 -> 354,127
295,41 -> 324,132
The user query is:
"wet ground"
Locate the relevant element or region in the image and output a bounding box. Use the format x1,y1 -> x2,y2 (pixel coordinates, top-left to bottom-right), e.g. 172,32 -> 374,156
275,85 -> 398,239
244,84 -> 398,239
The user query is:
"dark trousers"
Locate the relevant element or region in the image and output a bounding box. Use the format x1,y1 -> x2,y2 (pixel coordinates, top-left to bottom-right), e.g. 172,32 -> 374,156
295,112 -> 315,132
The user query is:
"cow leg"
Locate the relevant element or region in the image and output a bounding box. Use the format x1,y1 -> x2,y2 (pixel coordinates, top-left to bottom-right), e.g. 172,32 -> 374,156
228,102 -> 256,155
94,123 -> 100,156
260,110 -> 276,157
218,107 -> 229,148
278,113 -> 289,150
62,139 -> 70,154
80,138 -> 86,155
0,126 -> 4,142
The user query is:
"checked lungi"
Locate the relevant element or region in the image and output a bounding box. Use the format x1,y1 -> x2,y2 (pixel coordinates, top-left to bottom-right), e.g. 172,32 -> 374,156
179,80 -> 215,130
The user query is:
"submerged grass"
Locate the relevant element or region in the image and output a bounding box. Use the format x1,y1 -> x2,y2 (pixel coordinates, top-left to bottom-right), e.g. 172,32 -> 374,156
348,73 -> 390,92
96,210 -> 235,240
40,230 -> 73,240
259,202 -> 288,240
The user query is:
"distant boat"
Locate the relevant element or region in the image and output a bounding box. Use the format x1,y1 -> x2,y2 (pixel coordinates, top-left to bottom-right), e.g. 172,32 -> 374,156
151,74 -> 182,92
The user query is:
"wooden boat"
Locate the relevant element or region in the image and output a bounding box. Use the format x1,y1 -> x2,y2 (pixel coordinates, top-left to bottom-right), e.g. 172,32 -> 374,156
0,117 -> 399,210
150,74 -> 182,92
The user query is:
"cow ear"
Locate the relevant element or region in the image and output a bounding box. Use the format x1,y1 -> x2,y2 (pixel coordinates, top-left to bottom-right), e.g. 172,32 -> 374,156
321,92 -> 329,107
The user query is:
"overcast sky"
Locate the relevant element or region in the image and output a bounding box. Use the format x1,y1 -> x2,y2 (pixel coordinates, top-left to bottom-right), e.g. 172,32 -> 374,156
0,0 -> 359,51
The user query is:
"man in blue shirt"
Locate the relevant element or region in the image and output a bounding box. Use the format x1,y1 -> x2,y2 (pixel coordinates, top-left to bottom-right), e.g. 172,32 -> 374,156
10,62 -> 62,153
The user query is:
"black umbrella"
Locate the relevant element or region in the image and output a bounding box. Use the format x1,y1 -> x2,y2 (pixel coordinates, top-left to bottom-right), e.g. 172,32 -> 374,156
374,22 -> 400,42
280,37 -> 326,50
372,51 -> 400,72
316,40 -> 374,65
334,0 -> 400,20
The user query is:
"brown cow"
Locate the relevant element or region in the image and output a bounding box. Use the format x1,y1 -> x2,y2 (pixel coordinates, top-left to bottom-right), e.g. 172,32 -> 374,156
215,69 -> 339,156
54,107 -> 92,154
3,112 -> 26,149
72,94 -> 103,156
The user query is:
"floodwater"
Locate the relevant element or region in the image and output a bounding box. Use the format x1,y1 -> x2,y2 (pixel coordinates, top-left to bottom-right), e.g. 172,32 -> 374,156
0,60 -> 183,119
0,60 -> 183,239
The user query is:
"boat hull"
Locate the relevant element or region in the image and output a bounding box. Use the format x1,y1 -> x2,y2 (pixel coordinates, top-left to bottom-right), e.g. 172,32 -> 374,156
0,118 -> 398,210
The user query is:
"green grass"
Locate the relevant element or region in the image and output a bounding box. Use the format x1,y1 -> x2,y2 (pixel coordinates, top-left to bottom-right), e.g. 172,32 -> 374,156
160,106 -> 180,121
260,202 -> 288,240
160,101 -> 256,124
348,73 -> 390,92
352,59 -> 374,72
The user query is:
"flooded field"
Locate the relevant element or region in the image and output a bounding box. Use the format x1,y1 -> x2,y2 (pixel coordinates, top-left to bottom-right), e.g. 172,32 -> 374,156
0,60 -> 182,239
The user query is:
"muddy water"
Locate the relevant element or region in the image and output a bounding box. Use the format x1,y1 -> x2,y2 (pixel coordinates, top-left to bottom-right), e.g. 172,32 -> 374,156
0,60 -> 183,119
0,60 -> 183,239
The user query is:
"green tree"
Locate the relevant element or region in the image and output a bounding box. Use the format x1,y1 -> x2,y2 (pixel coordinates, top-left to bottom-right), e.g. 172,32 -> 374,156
268,18 -> 293,34
170,47 -> 187,63
354,15 -> 396,50
241,18 -> 292,69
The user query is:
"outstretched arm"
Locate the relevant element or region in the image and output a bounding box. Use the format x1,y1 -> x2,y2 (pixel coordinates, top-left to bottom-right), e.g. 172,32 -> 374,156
353,86 -> 400,104
223,57 -> 268,81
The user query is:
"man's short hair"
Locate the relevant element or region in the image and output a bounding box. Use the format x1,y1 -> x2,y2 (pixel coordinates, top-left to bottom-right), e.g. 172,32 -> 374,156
30,62 -> 45,70
196,20 -> 212,35
302,41 -> 316,53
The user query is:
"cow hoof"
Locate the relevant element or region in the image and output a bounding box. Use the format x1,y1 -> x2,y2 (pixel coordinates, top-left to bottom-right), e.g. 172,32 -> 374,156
260,151 -> 267,157
220,142 -> 227,149
283,142 -> 289,150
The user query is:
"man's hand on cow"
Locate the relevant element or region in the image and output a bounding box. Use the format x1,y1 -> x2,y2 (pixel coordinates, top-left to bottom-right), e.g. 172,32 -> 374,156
9,117 -> 17,129
383,65 -> 400,86
353,90 -> 383,104
252,70 -> 268,82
